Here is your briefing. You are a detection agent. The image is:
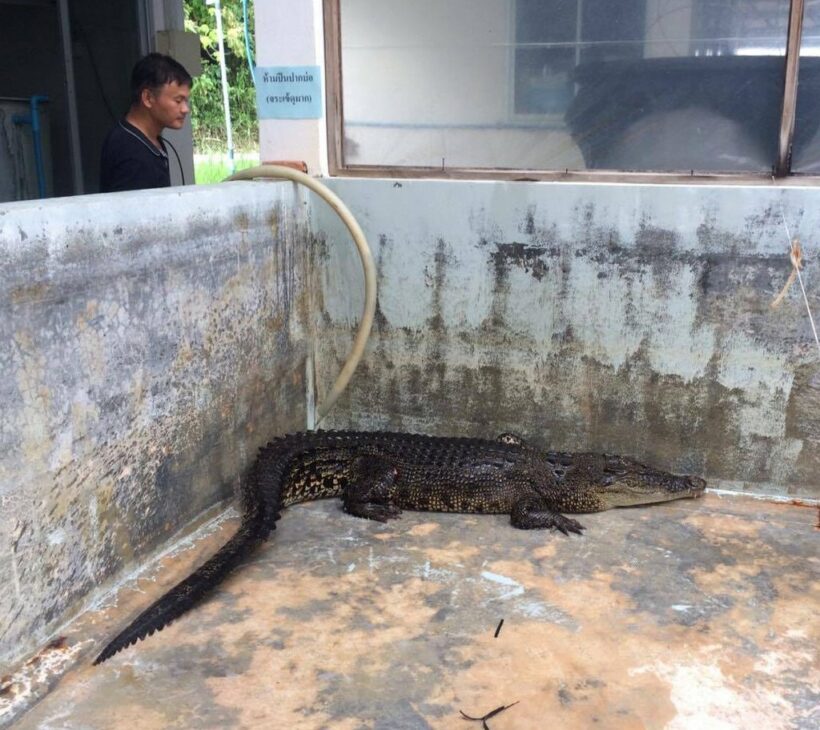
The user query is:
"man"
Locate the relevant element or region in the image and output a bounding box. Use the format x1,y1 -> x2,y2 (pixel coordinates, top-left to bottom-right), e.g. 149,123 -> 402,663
100,53 -> 192,193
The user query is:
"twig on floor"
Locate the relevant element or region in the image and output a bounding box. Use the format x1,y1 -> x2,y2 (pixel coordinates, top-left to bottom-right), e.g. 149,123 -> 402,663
460,700 -> 520,729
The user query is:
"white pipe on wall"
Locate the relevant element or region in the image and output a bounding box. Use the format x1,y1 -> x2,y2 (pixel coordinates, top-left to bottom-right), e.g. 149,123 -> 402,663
226,165 -> 377,427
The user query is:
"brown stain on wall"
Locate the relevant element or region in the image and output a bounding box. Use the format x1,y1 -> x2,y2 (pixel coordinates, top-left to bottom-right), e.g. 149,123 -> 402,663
1,200 -> 314,668
9,281 -> 52,306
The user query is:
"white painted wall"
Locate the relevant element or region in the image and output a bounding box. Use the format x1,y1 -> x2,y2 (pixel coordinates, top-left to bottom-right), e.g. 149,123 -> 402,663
255,0 -> 327,174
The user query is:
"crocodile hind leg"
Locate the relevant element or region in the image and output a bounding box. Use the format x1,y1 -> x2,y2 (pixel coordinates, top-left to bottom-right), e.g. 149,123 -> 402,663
342,455 -> 403,523
510,496 -> 585,535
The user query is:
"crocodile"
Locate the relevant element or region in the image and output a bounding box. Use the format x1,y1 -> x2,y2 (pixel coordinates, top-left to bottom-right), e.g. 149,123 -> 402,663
94,430 -> 705,664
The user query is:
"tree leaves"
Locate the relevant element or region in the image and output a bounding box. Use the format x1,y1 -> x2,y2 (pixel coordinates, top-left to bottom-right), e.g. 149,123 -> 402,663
184,0 -> 258,151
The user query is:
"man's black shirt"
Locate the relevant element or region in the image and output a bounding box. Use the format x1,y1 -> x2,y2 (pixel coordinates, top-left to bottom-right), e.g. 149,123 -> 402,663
99,120 -> 170,193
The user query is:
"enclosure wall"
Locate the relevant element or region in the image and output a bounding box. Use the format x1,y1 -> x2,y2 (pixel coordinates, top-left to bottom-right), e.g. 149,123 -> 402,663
313,178 -> 820,501
0,181 -> 312,666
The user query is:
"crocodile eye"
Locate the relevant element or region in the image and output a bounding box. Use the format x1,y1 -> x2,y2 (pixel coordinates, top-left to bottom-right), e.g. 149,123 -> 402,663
604,460 -> 627,476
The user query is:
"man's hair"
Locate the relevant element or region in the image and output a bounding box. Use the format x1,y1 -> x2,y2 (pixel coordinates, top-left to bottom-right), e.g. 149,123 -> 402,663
130,53 -> 192,106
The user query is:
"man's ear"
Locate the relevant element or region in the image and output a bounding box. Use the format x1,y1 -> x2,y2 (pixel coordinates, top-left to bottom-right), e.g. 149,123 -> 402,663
140,87 -> 154,109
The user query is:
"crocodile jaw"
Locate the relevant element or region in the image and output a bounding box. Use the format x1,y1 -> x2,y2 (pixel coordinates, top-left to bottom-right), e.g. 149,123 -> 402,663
603,475 -> 707,509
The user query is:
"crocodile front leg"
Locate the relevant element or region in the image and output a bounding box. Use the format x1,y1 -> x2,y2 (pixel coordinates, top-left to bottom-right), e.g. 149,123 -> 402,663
510,496 -> 585,535
341,455 -> 403,522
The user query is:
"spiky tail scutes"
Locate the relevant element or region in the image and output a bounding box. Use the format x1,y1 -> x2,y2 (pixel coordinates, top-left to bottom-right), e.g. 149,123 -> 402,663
93,514 -> 266,664
93,438 -> 296,665
93,431 -> 371,665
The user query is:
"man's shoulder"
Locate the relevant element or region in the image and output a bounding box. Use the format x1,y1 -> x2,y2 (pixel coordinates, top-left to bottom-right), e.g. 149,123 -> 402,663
99,119 -> 170,193
102,121 -> 135,154
103,120 -> 156,154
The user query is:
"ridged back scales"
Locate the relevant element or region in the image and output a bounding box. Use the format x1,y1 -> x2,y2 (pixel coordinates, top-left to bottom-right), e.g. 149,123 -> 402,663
267,430 -> 544,516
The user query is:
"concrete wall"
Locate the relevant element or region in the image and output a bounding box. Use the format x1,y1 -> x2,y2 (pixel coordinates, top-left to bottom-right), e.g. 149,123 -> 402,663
313,178 -> 820,501
4,172 -> 820,669
0,181 -> 312,666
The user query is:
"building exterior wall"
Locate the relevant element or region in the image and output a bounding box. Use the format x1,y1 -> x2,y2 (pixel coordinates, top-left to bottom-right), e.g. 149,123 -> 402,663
255,0 -> 327,173
312,178 -> 820,501
0,181 -> 312,666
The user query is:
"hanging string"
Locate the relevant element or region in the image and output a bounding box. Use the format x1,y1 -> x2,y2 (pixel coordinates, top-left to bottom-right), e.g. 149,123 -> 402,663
772,196 -> 820,358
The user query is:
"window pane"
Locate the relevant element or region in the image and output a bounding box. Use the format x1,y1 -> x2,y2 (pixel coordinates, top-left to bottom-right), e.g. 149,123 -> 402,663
339,0 -> 789,173
790,2 -> 820,173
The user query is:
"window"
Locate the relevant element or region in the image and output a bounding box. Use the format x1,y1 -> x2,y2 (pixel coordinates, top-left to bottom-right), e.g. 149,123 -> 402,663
514,0 -> 643,116
791,0 -> 820,172
327,0 -> 807,177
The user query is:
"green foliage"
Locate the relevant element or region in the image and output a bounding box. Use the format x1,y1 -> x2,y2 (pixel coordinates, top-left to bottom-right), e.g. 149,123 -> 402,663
184,0 -> 258,152
194,155 -> 259,184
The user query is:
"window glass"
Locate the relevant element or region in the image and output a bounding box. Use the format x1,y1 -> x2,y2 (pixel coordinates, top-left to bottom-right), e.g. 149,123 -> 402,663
339,0 -> 790,173
790,2 -> 820,173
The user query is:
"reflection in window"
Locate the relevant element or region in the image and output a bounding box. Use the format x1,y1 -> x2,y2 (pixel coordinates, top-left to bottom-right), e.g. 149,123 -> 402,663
514,0 -> 643,116
339,0 -> 791,173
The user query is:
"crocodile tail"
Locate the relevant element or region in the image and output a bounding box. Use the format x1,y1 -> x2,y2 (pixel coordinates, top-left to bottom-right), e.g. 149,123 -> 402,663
93,513 -> 265,664
93,439 -> 292,665
93,433 -> 340,665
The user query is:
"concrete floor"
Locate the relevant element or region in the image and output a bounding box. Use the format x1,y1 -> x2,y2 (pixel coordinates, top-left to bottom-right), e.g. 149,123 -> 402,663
4,494 -> 819,729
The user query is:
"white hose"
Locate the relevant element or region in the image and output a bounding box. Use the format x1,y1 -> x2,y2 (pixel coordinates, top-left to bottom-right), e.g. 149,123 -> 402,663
226,165 -> 376,426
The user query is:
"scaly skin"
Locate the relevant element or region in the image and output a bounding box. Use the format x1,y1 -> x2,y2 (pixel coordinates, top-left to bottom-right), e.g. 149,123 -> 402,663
94,430 -> 705,664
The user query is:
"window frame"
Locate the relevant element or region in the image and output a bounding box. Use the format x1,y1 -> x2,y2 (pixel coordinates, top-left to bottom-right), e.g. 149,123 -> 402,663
323,0 -> 817,184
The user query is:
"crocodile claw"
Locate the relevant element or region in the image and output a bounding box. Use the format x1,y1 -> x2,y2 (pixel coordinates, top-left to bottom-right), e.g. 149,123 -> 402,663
343,501 -> 402,522
554,515 -> 585,535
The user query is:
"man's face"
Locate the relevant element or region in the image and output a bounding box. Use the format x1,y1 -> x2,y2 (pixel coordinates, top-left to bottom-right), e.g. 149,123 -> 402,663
144,81 -> 191,130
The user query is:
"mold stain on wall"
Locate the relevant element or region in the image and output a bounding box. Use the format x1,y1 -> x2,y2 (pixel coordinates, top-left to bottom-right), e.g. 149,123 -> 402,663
313,180 -> 820,501
0,188 -> 314,667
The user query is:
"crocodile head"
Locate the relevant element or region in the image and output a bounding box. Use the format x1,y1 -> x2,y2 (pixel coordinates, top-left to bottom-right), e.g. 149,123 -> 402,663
548,452 -> 706,512
595,454 -> 706,508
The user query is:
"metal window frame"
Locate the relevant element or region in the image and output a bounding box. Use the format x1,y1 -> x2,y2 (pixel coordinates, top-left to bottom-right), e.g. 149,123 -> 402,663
323,0 -> 816,185
777,0 -> 805,177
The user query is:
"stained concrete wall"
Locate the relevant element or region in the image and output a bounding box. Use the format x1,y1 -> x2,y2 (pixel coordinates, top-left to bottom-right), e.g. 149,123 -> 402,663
0,181 -> 312,667
4,174 -> 820,671
312,178 -> 820,501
